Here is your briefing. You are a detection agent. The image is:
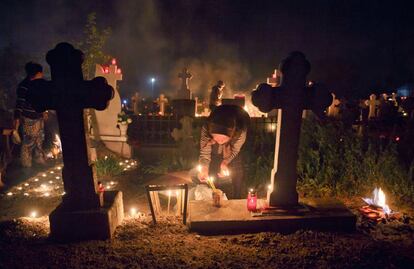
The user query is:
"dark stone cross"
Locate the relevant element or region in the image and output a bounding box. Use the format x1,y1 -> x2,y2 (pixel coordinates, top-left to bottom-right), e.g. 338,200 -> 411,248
252,51 -> 332,207
177,67 -> 193,99
27,43 -> 114,211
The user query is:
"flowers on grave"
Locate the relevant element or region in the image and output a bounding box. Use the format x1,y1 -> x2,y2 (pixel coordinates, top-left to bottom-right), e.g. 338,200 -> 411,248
117,111 -> 132,125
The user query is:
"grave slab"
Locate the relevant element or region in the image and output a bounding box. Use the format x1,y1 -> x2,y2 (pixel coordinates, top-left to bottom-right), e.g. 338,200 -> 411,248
49,191 -> 124,242
188,198 -> 356,234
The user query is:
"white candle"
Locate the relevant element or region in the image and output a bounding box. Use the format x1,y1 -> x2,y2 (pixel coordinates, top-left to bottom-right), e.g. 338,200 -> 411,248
167,190 -> 172,215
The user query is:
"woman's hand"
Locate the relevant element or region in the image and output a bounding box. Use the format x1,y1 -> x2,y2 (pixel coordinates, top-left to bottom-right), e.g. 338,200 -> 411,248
218,161 -> 230,178
197,165 -> 209,182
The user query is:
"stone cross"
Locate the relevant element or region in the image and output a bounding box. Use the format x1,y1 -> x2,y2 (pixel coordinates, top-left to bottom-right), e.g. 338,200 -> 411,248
131,92 -> 140,115
177,68 -> 193,99
326,93 -> 340,118
27,43 -> 114,211
156,94 -> 168,116
252,51 -> 332,207
365,94 -> 379,119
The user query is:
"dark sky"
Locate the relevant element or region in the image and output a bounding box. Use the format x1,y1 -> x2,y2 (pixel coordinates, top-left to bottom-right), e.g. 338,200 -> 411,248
1,0 -> 413,99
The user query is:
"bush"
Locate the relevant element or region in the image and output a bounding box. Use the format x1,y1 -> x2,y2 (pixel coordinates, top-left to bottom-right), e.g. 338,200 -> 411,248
298,116 -> 414,202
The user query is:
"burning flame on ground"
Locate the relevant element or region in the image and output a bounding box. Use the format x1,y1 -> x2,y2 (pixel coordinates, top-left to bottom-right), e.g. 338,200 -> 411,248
362,187 -> 391,214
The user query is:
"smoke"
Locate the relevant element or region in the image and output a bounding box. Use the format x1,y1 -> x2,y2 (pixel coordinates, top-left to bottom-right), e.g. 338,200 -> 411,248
168,43 -> 253,99
109,1 -> 254,98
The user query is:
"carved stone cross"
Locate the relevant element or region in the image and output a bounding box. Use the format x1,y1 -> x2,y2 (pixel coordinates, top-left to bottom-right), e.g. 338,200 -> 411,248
177,68 -> 193,99
27,43 -> 114,211
252,51 -> 332,207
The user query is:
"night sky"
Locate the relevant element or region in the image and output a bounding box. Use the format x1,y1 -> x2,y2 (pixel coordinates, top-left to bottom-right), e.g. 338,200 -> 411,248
1,0 -> 413,99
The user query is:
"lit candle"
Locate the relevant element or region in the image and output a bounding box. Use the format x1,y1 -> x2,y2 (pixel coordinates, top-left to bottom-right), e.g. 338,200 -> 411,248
30,211 -> 38,218
167,190 -> 172,215
247,189 -> 257,211
176,190 -> 181,216
130,207 -> 137,217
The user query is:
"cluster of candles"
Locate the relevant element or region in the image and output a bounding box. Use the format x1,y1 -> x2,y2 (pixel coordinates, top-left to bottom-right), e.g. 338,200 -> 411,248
117,158 -> 138,171
4,158 -> 138,219
5,164 -> 65,198
149,188 -> 185,217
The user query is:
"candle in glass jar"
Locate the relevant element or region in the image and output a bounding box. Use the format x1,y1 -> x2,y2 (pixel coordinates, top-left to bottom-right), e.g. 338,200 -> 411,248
247,189 -> 257,211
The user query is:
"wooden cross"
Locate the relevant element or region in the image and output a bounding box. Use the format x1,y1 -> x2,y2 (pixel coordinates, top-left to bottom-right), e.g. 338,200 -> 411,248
252,51 -> 332,207
27,43 -> 114,211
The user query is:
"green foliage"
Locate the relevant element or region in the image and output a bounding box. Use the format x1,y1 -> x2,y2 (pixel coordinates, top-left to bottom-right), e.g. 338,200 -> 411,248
95,155 -> 123,177
142,149 -> 196,175
297,117 -> 414,202
78,12 -> 111,79
244,131 -> 275,189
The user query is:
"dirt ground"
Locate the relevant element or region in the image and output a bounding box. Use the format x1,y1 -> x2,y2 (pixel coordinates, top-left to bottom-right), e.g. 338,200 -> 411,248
1,164 -> 414,268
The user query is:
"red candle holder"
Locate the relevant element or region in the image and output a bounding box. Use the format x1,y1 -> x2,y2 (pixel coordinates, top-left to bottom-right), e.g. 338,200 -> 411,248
247,190 -> 257,211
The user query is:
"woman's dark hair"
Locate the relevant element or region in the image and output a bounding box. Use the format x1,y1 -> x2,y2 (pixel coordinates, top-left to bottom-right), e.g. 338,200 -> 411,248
208,105 -> 250,137
25,62 -> 43,78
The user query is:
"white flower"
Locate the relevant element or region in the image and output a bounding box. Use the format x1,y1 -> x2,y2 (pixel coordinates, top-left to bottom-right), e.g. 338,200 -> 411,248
127,118 -> 132,123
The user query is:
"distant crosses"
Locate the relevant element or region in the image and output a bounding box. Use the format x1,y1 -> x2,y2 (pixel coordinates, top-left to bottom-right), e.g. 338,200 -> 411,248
156,94 -> 169,116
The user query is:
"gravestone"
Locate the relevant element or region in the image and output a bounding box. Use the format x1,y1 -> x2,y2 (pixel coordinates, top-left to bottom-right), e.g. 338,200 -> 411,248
173,68 -> 195,118
326,93 -> 340,118
94,59 -> 131,158
27,43 -> 124,241
365,94 -> 379,119
131,92 -> 140,115
94,59 -> 122,136
188,52 -> 356,234
252,51 -> 332,207
177,68 -> 193,99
